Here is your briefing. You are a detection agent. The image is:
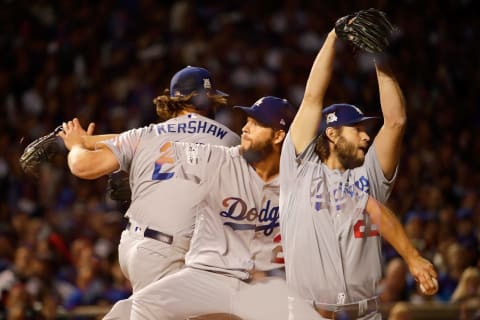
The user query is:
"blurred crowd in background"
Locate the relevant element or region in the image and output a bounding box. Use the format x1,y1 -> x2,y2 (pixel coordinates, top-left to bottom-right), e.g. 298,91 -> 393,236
0,0 -> 479,319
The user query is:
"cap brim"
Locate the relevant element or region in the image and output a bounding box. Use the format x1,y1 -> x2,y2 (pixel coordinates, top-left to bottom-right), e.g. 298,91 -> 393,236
337,116 -> 380,127
233,105 -> 263,121
319,116 -> 380,133
234,105 -> 276,129
353,116 -> 380,124
233,105 -> 254,115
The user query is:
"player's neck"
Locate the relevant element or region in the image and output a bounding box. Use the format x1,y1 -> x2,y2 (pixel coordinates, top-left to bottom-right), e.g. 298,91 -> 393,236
178,108 -> 207,117
251,152 -> 280,182
324,156 -> 346,172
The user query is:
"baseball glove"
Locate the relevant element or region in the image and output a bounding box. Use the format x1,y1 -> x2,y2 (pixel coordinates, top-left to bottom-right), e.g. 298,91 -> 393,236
107,171 -> 132,203
19,126 -> 64,177
335,8 -> 394,53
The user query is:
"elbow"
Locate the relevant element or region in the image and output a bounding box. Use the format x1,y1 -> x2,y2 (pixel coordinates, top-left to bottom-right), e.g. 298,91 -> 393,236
386,114 -> 407,132
301,92 -> 322,106
394,117 -> 407,131
66,146 -> 115,179
68,157 -> 98,180
397,112 -> 407,127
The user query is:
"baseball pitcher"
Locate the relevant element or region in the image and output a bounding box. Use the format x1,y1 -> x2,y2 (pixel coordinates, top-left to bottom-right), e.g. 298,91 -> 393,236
58,66 -> 240,319
128,96 -> 296,320
279,12 -> 438,320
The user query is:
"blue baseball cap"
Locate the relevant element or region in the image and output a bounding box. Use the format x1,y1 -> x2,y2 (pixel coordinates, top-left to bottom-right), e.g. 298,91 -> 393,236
170,66 -> 227,97
319,103 -> 379,132
234,96 -> 296,130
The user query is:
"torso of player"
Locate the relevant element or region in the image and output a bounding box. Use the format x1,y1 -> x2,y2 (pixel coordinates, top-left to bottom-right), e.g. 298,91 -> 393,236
170,144 -> 283,279
279,134 -> 392,304
283,162 -> 382,303
104,114 -> 240,238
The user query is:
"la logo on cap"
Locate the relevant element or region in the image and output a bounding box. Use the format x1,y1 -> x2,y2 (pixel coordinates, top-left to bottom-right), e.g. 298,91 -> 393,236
203,78 -> 212,89
326,112 -> 338,124
280,118 -> 286,126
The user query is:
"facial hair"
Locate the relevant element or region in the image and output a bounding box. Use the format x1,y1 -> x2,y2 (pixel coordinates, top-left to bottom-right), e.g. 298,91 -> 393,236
335,136 -> 364,169
241,138 -> 274,164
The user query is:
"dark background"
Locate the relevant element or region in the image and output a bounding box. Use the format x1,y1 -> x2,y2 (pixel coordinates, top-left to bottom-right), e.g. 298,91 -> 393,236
0,0 -> 478,318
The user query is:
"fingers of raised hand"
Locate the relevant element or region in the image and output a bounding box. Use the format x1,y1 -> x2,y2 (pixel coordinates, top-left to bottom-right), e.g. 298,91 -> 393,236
62,122 -> 69,132
62,118 -> 86,133
72,117 -> 83,129
87,123 -> 95,135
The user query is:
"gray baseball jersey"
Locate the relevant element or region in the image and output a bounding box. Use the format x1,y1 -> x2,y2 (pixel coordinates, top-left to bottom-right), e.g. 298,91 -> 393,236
102,114 -> 240,239
101,114 -> 240,319
127,142 -> 288,320
279,132 -> 397,305
167,142 -> 284,279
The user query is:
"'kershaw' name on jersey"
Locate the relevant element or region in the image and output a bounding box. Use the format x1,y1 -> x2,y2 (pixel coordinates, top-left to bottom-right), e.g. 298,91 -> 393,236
156,121 -> 229,139
220,197 -> 279,236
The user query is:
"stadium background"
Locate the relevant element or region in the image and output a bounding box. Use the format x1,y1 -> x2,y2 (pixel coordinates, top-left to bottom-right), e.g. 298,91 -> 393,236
0,0 -> 478,319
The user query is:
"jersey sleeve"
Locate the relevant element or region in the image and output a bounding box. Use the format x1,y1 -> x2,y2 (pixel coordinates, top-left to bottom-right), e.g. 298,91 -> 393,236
171,142 -> 226,186
101,127 -> 146,173
364,142 -> 398,203
280,131 -> 319,184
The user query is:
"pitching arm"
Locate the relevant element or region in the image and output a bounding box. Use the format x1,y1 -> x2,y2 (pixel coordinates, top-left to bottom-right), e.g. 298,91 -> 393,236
83,134 -> 119,150
67,145 -> 119,179
365,196 -> 438,295
57,120 -> 119,151
58,118 -> 120,179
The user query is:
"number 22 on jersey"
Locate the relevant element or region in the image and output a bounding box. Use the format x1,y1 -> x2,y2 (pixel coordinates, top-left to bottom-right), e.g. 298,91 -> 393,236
152,142 -> 175,181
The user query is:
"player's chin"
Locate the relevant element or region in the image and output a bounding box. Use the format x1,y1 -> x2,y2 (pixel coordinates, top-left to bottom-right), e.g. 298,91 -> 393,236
357,149 -> 366,160
240,139 -> 251,149
355,152 -> 365,163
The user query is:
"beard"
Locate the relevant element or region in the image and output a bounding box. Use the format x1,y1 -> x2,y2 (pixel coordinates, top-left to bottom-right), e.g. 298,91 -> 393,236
335,136 -> 365,169
241,138 -> 274,164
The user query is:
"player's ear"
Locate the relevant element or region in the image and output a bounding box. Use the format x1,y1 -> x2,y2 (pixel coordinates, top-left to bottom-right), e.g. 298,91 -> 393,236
273,129 -> 286,145
325,127 -> 338,143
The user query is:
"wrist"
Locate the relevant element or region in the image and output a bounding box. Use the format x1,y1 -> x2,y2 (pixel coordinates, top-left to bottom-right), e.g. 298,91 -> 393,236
69,143 -> 84,152
329,29 -> 337,39
404,248 -> 421,265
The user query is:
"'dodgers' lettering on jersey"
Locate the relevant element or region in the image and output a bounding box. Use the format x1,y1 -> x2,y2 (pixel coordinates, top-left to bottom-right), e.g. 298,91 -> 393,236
312,175 -> 371,212
220,197 -> 279,236
156,121 -> 228,139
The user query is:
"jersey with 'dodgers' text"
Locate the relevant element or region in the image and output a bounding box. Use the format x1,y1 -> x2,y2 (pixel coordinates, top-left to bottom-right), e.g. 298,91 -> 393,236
168,142 -> 284,280
279,132 -> 397,305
